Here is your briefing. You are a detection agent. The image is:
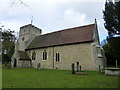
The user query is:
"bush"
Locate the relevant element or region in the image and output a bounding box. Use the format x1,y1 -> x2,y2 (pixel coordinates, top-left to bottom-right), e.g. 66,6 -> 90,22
2,54 -> 11,64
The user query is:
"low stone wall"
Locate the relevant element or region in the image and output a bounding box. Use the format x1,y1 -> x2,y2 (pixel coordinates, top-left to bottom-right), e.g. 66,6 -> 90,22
104,68 -> 120,76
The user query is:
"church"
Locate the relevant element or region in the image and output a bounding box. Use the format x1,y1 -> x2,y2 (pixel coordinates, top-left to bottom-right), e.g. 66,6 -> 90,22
11,20 -> 106,70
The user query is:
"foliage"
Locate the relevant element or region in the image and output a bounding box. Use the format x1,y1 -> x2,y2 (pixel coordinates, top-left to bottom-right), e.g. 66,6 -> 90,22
103,37 -> 120,67
109,37 -> 120,58
2,67 -> 119,88
2,54 -> 10,63
103,43 -> 115,66
103,0 -> 120,37
103,0 -> 120,67
2,29 -> 15,63
2,41 -> 15,58
2,30 -> 15,42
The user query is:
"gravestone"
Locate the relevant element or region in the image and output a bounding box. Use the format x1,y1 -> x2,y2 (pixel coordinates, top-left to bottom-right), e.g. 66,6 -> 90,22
37,63 -> 41,70
99,65 -> 101,72
72,63 -> 75,74
76,62 -> 79,72
80,66 -> 81,71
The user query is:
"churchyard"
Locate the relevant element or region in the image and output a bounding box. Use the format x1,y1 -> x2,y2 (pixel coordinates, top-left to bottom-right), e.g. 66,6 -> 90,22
2,65 -> 119,88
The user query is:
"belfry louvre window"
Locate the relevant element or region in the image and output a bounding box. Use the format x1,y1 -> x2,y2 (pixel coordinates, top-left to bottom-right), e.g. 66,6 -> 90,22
43,50 -> 47,60
32,51 -> 36,60
56,53 -> 60,62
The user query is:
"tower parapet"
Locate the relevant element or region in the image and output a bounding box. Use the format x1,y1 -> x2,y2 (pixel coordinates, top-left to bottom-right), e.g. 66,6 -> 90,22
18,24 -> 42,51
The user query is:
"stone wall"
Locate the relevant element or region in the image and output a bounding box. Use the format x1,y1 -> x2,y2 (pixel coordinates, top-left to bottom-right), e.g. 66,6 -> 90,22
11,50 -> 31,68
17,60 -> 31,68
27,42 -> 104,70
11,51 -> 19,67
92,42 -> 105,70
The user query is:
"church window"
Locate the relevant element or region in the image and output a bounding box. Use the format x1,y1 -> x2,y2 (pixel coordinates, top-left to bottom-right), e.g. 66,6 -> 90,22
77,62 -> 79,66
32,51 -> 36,60
43,50 -> 47,60
56,52 -> 60,62
22,37 -> 25,41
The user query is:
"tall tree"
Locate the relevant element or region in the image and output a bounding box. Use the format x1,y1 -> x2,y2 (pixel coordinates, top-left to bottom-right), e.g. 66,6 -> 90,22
102,43 -> 115,66
103,0 -> 120,37
2,29 -> 16,63
103,0 -> 120,67
103,37 -> 120,67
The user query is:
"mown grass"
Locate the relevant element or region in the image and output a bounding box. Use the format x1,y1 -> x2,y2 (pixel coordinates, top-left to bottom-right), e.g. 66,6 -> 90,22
2,65 -> 119,88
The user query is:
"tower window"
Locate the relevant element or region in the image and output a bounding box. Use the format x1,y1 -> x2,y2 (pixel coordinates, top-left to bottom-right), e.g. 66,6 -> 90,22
22,37 -> 25,41
32,51 -> 36,60
43,50 -> 47,60
56,52 -> 60,62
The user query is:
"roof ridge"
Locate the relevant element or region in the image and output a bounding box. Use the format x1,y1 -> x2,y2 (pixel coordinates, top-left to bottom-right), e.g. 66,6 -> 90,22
26,23 -> 95,50
41,23 -> 95,36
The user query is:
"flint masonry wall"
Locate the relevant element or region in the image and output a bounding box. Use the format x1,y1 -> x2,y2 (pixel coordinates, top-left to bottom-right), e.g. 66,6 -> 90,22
27,42 -> 100,70
17,60 -> 31,68
27,47 -> 54,69
53,43 -> 95,70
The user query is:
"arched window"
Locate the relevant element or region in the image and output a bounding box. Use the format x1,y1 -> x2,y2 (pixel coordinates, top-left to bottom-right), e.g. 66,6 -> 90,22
56,52 -> 60,62
32,51 -> 36,60
43,50 -> 47,60
22,37 -> 25,41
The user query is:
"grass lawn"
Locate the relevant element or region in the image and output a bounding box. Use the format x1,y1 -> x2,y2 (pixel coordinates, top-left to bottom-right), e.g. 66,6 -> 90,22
2,65 -> 119,88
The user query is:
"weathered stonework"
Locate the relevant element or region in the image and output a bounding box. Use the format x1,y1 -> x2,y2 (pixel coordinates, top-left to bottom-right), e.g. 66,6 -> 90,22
27,42 -> 104,70
11,24 -> 41,68
18,24 -> 41,51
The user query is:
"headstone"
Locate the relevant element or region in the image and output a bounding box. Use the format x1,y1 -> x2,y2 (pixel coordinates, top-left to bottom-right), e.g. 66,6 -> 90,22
76,62 -> 79,72
37,63 -> 41,70
80,66 -> 81,71
99,65 -> 101,72
72,63 -> 75,74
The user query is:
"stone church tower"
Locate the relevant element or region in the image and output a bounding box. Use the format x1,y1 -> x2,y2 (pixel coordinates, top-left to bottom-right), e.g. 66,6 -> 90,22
18,24 -> 42,51
11,24 -> 41,67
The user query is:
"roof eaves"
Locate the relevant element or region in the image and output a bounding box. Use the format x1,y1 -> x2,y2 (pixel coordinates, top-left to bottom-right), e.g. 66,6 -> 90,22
25,40 -> 94,51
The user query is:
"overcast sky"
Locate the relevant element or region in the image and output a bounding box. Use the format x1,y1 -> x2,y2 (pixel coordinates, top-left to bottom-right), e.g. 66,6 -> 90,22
0,0 -> 108,42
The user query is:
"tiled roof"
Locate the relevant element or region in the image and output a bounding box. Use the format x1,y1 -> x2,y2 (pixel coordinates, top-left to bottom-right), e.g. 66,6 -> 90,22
18,51 -> 31,60
26,24 -> 95,50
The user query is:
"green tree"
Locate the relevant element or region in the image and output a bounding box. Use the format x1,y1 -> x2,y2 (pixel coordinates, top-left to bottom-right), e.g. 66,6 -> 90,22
109,37 -> 120,62
103,0 -> 120,67
103,37 -> 120,67
103,0 -> 120,37
103,43 -> 115,67
2,29 -> 15,63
